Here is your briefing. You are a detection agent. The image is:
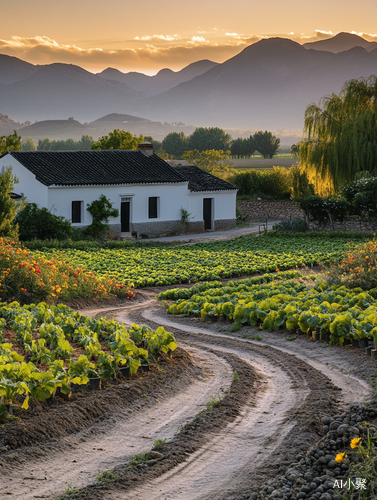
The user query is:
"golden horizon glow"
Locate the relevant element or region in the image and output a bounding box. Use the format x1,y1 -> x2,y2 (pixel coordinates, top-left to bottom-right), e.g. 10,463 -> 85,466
1,0 -> 377,74
1,30 -> 377,74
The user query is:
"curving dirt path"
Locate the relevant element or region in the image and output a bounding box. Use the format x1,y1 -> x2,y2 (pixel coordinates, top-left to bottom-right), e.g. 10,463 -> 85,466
1,296 -> 375,500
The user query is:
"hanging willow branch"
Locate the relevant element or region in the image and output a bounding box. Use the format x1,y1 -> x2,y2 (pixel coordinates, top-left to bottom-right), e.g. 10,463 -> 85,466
300,76 -> 377,194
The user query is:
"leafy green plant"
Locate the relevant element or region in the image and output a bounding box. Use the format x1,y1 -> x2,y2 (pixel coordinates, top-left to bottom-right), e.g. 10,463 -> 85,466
96,470 -> 119,483
153,438 -> 166,448
86,195 -> 119,238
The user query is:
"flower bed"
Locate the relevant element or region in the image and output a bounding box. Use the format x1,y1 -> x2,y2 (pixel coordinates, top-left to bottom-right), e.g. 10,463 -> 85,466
0,238 -> 135,304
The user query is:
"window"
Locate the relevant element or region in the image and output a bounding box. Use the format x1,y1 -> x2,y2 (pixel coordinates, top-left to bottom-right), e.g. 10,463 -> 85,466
148,197 -> 158,219
72,201 -> 82,223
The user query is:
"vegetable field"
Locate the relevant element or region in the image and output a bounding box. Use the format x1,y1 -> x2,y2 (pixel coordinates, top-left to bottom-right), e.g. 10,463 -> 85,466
162,271 -> 377,347
35,236 -> 359,287
0,301 -> 177,420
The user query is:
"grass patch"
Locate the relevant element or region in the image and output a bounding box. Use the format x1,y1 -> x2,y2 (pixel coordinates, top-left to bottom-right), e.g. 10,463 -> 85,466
96,470 -> 120,483
153,438 -> 166,449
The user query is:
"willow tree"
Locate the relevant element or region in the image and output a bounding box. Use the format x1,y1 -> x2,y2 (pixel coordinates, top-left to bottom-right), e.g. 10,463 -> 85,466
300,76 -> 377,194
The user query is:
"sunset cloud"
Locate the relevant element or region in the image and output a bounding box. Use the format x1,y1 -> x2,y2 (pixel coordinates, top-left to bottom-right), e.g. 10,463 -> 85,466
134,34 -> 180,42
0,30 -> 375,74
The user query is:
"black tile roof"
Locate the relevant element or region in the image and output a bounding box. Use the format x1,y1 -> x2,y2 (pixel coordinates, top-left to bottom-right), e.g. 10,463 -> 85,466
174,165 -> 237,192
2,150 -> 187,186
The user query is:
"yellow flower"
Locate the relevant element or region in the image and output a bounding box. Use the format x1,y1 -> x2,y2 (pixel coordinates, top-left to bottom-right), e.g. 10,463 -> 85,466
335,452 -> 346,463
350,438 -> 361,449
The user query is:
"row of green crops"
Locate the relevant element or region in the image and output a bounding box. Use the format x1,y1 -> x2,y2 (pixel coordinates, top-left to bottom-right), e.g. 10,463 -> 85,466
0,301 -> 177,420
163,273 -> 377,346
32,235 -> 363,287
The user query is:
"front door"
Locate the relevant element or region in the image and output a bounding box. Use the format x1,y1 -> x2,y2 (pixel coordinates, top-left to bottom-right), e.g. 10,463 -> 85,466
121,201 -> 130,232
203,198 -> 212,230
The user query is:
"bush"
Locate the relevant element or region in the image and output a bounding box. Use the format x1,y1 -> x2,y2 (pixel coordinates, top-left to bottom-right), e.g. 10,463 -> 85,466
230,167 -> 292,200
273,218 -> 308,232
16,203 -> 72,241
341,177 -> 377,219
86,195 -> 119,238
298,195 -> 349,225
327,239 -> 377,290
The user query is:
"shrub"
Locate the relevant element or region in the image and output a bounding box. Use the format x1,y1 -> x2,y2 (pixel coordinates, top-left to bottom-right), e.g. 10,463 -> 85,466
273,218 -> 308,233
86,195 -> 119,238
16,203 -> 72,241
327,238 -> 377,290
298,195 -> 349,225
230,167 -> 292,200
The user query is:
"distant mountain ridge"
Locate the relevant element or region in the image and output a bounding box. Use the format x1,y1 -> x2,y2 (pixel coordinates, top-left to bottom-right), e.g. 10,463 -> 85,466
0,33 -> 377,128
97,60 -> 218,94
130,38 -> 377,128
303,32 -> 377,53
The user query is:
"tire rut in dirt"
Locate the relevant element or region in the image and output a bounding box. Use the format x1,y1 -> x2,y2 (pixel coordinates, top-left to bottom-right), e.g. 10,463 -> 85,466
56,352 -> 260,500
125,308 -> 343,497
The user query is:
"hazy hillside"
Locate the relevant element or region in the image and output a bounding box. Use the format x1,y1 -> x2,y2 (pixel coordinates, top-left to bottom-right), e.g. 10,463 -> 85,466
0,54 -> 37,84
129,38 -> 377,129
1,35 -> 377,129
303,32 -> 377,53
0,63 -> 144,122
98,60 -> 219,94
14,114 -> 196,142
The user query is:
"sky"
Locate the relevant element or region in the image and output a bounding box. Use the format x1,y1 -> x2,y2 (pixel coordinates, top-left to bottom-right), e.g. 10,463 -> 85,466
1,0 -> 377,74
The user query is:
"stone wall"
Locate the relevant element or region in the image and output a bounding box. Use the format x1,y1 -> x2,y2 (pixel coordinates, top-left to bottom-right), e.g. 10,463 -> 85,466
105,218 -> 235,238
237,200 -> 304,220
214,219 -> 236,231
308,219 -> 377,233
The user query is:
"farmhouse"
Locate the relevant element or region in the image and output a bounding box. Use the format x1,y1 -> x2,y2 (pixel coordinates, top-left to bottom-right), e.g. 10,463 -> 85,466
0,143 -> 237,238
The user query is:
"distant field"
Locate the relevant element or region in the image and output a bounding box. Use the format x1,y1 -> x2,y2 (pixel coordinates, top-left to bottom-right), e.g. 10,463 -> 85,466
230,157 -> 298,168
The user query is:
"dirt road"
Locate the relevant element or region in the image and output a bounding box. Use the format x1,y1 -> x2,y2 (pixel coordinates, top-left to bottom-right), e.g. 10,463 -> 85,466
1,296 -> 374,500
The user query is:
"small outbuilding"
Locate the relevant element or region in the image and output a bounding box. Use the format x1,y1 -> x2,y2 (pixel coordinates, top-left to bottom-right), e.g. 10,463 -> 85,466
0,143 -> 237,238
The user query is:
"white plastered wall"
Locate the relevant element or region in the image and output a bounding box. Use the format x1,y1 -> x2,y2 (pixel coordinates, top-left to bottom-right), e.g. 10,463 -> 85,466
186,190 -> 237,222
47,182 -> 190,225
0,155 -> 48,206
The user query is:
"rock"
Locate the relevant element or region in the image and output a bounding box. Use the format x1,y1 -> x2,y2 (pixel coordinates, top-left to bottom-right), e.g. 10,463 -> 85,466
349,427 -> 359,435
301,486 -> 311,494
322,426 -> 329,434
271,490 -> 282,497
309,483 -> 317,490
336,425 -> 348,436
327,460 -> 337,468
297,493 -> 307,499
324,455 -> 335,462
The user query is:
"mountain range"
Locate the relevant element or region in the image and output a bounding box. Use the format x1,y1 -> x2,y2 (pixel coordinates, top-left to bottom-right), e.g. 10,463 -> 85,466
0,32 -> 376,130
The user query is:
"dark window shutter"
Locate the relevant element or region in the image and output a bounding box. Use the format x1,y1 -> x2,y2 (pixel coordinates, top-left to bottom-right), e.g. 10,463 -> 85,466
148,197 -> 158,218
72,201 -> 81,223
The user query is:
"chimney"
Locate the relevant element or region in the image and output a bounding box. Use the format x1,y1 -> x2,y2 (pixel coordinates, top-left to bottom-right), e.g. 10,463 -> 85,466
137,142 -> 153,156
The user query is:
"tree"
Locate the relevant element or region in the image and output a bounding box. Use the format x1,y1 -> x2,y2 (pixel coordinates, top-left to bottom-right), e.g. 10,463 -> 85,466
86,195 -> 119,237
188,127 -> 232,152
37,135 -> 95,151
91,129 -> 144,150
37,138 -> 52,151
300,76 -> 377,193
182,149 -> 234,177
0,166 -> 23,239
253,131 -> 280,159
161,132 -> 188,158
291,143 -> 300,158
0,131 -> 22,155
230,137 -> 256,158
21,137 -> 37,151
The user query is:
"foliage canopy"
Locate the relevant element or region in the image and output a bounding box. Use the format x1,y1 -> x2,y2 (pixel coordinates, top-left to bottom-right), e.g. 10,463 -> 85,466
300,76 -> 377,193
91,130 -> 144,150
